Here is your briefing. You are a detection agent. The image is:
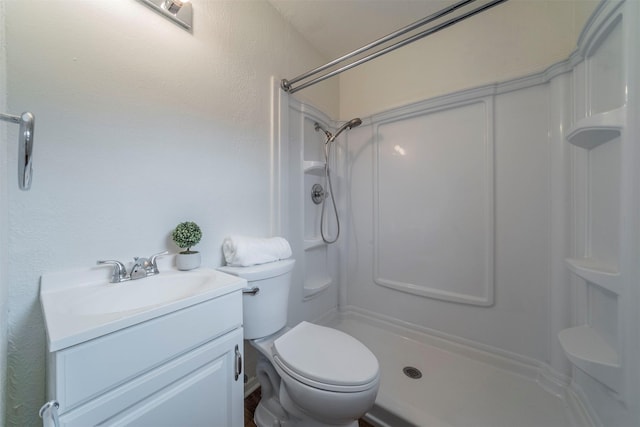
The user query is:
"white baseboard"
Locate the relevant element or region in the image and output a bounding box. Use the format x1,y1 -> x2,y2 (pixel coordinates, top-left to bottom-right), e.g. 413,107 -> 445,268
244,376 -> 260,398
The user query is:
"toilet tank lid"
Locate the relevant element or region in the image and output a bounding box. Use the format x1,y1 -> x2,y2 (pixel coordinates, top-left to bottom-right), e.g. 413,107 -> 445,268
217,258 -> 295,281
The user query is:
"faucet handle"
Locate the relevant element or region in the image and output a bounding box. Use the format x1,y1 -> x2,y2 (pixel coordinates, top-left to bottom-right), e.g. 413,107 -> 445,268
97,260 -> 128,283
148,250 -> 169,274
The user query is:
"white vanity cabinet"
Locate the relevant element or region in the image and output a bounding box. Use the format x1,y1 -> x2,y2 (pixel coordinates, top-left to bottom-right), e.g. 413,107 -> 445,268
46,290 -> 244,426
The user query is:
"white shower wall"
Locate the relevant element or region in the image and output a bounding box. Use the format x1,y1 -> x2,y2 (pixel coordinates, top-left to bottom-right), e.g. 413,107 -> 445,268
282,102 -> 342,327
324,2 -> 640,426
342,81 -> 555,364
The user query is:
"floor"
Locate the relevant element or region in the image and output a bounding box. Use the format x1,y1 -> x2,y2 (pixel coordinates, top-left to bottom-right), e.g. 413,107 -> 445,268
325,316 -> 582,427
244,388 -> 375,427
244,388 -> 262,427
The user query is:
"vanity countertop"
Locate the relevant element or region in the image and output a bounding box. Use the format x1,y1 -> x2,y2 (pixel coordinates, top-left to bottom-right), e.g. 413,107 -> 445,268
40,259 -> 246,351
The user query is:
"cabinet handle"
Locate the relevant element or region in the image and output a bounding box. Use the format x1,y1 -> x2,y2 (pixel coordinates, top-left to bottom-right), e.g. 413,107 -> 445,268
39,400 -> 60,427
234,345 -> 242,381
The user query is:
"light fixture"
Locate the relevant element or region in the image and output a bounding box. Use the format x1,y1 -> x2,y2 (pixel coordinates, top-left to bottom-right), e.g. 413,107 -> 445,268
138,0 -> 193,31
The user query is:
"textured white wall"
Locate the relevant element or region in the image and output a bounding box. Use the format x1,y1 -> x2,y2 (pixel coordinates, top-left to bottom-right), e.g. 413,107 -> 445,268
339,0 -> 599,119
0,0 -> 8,422
4,0 -> 336,425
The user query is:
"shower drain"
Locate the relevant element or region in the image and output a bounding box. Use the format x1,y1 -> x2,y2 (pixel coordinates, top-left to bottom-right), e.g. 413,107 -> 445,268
402,366 -> 422,379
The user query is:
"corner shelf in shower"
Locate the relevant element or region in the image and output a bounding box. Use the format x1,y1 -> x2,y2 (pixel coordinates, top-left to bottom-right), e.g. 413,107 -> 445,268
566,106 -> 625,149
303,160 -> 325,175
562,257 -> 621,390
558,325 -> 620,391
565,258 -> 620,294
303,277 -> 332,301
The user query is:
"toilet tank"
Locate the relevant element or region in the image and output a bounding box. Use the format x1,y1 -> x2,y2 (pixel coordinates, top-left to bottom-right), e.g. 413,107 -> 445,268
218,259 -> 295,339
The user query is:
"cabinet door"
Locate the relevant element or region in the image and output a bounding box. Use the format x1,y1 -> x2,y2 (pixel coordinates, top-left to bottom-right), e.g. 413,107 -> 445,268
50,292 -> 242,412
59,328 -> 244,427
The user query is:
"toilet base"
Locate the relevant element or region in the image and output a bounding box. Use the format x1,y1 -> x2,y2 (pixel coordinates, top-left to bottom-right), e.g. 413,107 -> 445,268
254,400 -> 358,427
253,351 -> 360,427
254,400 -> 295,427
278,383 -> 360,427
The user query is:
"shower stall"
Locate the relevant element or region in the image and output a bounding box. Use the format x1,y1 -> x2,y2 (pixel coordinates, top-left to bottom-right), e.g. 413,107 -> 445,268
272,0 -> 640,426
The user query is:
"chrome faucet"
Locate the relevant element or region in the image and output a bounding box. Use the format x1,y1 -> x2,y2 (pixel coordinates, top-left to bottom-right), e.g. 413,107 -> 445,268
96,260 -> 128,283
97,250 -> 168,283
130,257 -> 152,280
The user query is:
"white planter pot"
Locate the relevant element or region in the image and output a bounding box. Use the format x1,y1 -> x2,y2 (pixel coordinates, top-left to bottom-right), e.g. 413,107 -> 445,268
176,251 -> 201,271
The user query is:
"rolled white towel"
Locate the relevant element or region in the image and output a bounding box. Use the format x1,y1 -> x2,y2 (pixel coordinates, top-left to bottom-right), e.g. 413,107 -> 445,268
222,235 -> 292,267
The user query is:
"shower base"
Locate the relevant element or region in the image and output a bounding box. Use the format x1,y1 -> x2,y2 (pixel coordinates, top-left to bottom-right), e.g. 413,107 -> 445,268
324,310 -> 592,427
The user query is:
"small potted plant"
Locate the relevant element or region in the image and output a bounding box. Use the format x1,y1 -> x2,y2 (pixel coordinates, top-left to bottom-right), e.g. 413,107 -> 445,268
172,221 -> 202,270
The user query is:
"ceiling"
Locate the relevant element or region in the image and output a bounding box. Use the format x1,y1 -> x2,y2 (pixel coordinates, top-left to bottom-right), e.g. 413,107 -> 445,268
267,0 -> 460,59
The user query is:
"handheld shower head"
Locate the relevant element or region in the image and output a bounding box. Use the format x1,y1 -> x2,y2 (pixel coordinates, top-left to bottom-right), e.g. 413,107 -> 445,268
331,117 -> 362,142
346,118 -> 363,129
312,117 -> 362,244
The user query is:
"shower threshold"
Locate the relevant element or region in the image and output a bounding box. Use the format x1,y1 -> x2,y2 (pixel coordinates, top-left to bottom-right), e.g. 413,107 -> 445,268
325,311 -> 591,427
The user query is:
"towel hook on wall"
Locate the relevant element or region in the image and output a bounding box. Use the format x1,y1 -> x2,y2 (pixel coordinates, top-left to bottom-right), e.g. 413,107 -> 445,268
0,111 -> 35,190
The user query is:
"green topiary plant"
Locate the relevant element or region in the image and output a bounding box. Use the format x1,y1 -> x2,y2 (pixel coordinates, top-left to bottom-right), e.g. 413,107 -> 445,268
172,221 -> 202,254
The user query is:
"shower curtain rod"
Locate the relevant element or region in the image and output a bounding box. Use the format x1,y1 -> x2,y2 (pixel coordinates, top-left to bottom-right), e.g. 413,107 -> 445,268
280,0 -> 509,94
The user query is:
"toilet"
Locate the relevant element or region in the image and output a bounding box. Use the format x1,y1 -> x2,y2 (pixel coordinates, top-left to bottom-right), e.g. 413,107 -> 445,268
218,259 -> 380,427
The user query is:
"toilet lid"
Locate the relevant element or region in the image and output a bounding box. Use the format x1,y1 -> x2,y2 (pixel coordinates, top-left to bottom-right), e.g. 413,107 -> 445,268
272,321 -> 379,392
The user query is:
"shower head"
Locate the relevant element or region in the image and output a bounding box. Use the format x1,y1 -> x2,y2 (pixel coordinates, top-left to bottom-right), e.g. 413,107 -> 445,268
331,117 -> 362,142
346,117 -> 363,129
315,118 -> 362,143
314,117 -> 361,244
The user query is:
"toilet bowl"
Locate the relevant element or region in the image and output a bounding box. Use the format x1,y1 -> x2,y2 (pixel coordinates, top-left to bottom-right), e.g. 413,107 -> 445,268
218,259 -> 380,427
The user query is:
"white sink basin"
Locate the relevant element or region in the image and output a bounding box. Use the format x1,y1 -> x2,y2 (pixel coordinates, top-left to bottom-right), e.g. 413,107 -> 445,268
60,271 -> 213,316
40,258 -> 246,351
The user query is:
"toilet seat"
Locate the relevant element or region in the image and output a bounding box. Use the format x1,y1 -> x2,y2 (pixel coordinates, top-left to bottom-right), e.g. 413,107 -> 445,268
272,321 -> 379,393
